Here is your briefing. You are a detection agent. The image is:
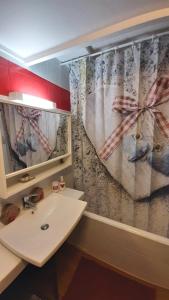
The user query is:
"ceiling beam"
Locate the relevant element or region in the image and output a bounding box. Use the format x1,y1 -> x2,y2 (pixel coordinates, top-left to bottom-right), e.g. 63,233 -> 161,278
25,8 -> 169,66
0,44 -> 25,65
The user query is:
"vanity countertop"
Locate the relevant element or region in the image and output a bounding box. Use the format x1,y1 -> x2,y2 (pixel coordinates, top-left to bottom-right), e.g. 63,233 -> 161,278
58,187 -> 84,200
0,242 -> 27,294
0,187 -> 84,294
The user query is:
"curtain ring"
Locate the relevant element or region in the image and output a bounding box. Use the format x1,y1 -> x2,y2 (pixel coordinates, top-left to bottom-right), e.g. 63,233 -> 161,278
100,51 -> 104,61
152,34 -> 156,42
132,41 -> 135,50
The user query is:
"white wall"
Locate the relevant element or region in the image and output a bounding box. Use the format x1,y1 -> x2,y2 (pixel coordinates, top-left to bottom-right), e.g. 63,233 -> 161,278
30,58 -> 69,91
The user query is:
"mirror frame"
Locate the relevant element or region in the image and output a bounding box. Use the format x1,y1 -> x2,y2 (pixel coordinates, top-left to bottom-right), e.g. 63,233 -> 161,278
0,97 -> 71,180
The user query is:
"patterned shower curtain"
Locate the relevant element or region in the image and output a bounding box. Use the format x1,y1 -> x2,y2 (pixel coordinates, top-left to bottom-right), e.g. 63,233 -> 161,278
69,35 -> 169,238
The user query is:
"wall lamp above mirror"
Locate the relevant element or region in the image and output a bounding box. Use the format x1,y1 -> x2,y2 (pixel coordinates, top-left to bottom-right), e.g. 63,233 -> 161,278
9,92 -> 56,110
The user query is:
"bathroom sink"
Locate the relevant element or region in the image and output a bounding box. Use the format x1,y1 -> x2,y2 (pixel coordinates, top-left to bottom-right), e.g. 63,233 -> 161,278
0,193 -> 87,267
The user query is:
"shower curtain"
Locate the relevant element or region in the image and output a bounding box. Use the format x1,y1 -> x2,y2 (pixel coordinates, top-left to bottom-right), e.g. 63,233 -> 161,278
69,35 -> 169,238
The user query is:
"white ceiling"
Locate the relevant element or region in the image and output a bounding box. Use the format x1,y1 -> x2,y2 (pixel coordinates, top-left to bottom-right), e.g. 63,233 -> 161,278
0,0 -> 169,65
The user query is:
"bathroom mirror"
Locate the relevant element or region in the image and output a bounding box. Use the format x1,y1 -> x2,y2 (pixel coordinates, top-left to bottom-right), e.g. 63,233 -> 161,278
0,101 -> 70,175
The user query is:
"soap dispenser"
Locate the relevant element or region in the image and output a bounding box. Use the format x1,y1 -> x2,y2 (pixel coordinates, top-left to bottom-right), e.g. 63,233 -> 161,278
60,176 -> 65,191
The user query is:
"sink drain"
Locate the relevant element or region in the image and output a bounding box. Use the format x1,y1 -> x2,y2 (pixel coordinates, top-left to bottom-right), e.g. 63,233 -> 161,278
41,224 -> 49,230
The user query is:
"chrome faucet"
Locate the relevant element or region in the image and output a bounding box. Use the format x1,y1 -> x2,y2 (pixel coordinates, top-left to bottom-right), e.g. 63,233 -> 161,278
22,194 -> 38,209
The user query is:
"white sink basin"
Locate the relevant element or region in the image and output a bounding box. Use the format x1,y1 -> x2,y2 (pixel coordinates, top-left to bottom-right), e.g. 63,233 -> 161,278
0,193 -> 87,267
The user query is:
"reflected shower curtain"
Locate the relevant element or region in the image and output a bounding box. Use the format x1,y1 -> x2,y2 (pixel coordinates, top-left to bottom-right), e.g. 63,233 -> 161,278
69,35 -> 169,238
0,104 -> 67,173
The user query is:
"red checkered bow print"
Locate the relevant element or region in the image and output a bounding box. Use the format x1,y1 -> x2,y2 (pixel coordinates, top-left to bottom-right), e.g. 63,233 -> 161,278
16,106 -> 52,154
99,77 -> 169,160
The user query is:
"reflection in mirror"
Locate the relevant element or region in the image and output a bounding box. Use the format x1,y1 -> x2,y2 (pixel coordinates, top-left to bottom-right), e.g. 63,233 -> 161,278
0,103 -> 69,175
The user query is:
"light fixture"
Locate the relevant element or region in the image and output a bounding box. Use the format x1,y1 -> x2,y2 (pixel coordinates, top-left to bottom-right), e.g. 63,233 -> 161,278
8,92 -> 56,110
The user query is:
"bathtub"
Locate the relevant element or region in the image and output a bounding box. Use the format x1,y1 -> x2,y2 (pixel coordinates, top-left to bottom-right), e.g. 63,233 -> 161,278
69,211 -> 169,290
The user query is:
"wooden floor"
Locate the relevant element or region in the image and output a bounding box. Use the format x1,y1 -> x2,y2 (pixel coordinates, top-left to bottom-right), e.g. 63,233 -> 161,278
1,243 -> 169,300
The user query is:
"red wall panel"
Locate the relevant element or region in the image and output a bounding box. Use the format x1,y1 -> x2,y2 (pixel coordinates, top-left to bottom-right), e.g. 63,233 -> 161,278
0,57 -> 70,111
0,57 -> 10,95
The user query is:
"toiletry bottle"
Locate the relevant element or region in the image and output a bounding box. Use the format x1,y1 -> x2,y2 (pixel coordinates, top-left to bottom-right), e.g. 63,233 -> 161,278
52,181 -> 60,193
60,176 -> 65,191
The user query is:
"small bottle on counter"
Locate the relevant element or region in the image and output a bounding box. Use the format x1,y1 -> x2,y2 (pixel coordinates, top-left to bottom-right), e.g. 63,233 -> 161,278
52,181 -> 60,193
60,176 -> 65,191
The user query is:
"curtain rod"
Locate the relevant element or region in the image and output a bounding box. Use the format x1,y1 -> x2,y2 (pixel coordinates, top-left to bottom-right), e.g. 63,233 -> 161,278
60,29 -> 169,65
